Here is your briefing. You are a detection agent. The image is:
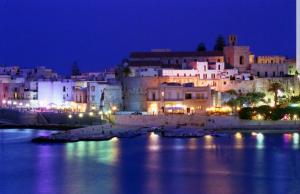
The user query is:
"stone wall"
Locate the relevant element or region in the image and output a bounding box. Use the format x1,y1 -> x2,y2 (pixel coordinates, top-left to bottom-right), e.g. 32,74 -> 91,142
114,114 -> 300,130
114,114 -> 208,127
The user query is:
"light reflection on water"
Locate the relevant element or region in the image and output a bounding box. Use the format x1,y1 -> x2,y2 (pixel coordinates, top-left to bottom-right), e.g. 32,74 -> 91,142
148,132 -> 160,151
293,133 -> 299,149
256,133 -> 264,149
65,139 -> 120,165
234,132 -> 244,149
1,129 -> 300,194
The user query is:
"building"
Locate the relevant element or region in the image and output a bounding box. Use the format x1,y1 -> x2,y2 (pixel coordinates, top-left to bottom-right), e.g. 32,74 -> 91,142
87,81 -> 123,112
146,82 -> 211,114
127,50 -> 224,69
71,87 -> 87,112
223,35 -> 252,73
251,63 -> 296,78
256,56 -> 286,64
37,80 -> 74,108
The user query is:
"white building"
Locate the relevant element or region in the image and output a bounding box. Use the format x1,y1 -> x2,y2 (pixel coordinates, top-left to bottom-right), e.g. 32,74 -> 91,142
37,80 -> 74,108
161,62 -> 238,80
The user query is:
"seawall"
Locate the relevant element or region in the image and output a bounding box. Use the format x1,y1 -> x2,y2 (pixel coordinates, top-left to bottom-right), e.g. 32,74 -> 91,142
114,115 -> 300,130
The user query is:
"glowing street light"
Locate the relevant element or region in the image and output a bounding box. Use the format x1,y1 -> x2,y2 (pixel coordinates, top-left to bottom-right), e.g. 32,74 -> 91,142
68,114 -> 73,119
235,132 -> 242,139
89,112 -> 94,116
78,113 -> 83,118
112,106 -> 117,111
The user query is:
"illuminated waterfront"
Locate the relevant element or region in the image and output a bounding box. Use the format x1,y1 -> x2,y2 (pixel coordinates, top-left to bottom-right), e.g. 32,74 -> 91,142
1,129 -> 300,194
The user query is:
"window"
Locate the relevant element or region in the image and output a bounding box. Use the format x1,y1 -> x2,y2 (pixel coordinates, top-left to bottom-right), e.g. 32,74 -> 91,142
265,72 -> 268,77
211,74 -> 215,79
218,65 -> 221,70
204,65 -> 207,71
196,93 -> 205,99
257,72 -> 260,77
177,92 -> 180,100
91,86 -> 95,92
203,74 -> 207,79
63,86 -> 66,92
91,95 -> 95,101
273,72 -> 276,77
280,71 -> 284,76
152,92 -> 156,101
223,81 -> 227,85
185,93 -> 192,99
239,56 -> 244,65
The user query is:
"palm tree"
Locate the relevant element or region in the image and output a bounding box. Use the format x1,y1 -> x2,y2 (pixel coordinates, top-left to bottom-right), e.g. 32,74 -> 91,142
268,83 -> 283,106
245,92 -> 265,107
226,89 -> 238,98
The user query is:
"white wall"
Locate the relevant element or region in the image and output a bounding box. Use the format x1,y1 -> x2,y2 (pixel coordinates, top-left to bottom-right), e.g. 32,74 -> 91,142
38,80 -> 74,107
162,69 -> 198,77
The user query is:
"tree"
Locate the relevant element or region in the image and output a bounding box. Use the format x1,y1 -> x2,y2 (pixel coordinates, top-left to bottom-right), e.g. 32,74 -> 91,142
245,92 -> 266,107
214,35 -> 225,51
71,62 -> 81,76
268,83 -> 283,107
122,66 -> 132,77
197,42 -> 206,52
225,89 -> 238,98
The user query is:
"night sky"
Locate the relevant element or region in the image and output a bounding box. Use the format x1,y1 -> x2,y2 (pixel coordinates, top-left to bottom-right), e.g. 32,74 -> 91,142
0,0 -> 296,74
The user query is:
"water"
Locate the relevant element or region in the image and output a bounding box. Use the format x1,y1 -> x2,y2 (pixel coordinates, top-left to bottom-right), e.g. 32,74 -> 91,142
0,129 -> 300,194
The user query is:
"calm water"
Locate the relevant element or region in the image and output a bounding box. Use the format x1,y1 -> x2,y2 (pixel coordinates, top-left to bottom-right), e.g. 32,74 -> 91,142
0,129 -> 300,194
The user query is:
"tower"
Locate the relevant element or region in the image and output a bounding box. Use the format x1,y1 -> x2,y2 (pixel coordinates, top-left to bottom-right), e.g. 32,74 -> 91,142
297,1 -> 300,73
228,35 -> 238,46
224,35 -> 251,73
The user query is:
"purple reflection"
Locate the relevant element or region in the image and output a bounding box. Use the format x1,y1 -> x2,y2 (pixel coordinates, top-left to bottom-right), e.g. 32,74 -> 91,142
35,145 -> 54,194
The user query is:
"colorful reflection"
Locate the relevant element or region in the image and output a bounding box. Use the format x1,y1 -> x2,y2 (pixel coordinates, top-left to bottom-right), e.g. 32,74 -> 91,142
204,135 -> 215,149
174,139 -> 185,150
234,132 -> 244,149
148,132 -> 160,151
293,133 -> 299,149
66,140 -> 120,165
97,140 -> 119,165
283,133 -> 292,144
188,138 -> 197,150
256,133 -> 264,149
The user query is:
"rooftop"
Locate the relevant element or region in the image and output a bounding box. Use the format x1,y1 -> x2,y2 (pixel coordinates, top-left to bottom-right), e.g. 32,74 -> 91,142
130,51 -> 223,58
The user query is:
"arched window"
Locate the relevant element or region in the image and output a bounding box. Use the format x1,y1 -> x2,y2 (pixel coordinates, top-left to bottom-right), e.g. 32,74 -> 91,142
239,56 -> 244,65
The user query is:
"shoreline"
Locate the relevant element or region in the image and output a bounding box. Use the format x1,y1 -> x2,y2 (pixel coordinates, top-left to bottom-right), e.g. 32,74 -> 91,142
0,124 -> 83,130
30,123 -> 300,143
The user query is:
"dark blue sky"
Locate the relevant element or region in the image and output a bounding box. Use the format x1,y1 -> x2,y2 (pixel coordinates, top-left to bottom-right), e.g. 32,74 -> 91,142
0,0 -> 296,74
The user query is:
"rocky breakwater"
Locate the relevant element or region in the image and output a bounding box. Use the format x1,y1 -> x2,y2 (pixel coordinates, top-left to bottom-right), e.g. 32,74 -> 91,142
32,124 -> 156,143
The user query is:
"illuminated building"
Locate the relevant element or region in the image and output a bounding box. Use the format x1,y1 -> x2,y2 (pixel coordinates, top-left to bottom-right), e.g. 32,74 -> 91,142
146,82 -> 211,114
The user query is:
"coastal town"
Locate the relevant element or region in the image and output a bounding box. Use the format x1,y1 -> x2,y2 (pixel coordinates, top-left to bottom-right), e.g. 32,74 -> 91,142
0,35 -> 299,140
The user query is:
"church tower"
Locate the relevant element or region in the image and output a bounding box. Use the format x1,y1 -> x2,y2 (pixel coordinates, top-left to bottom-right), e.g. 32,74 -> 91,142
228,35 -> 237,46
